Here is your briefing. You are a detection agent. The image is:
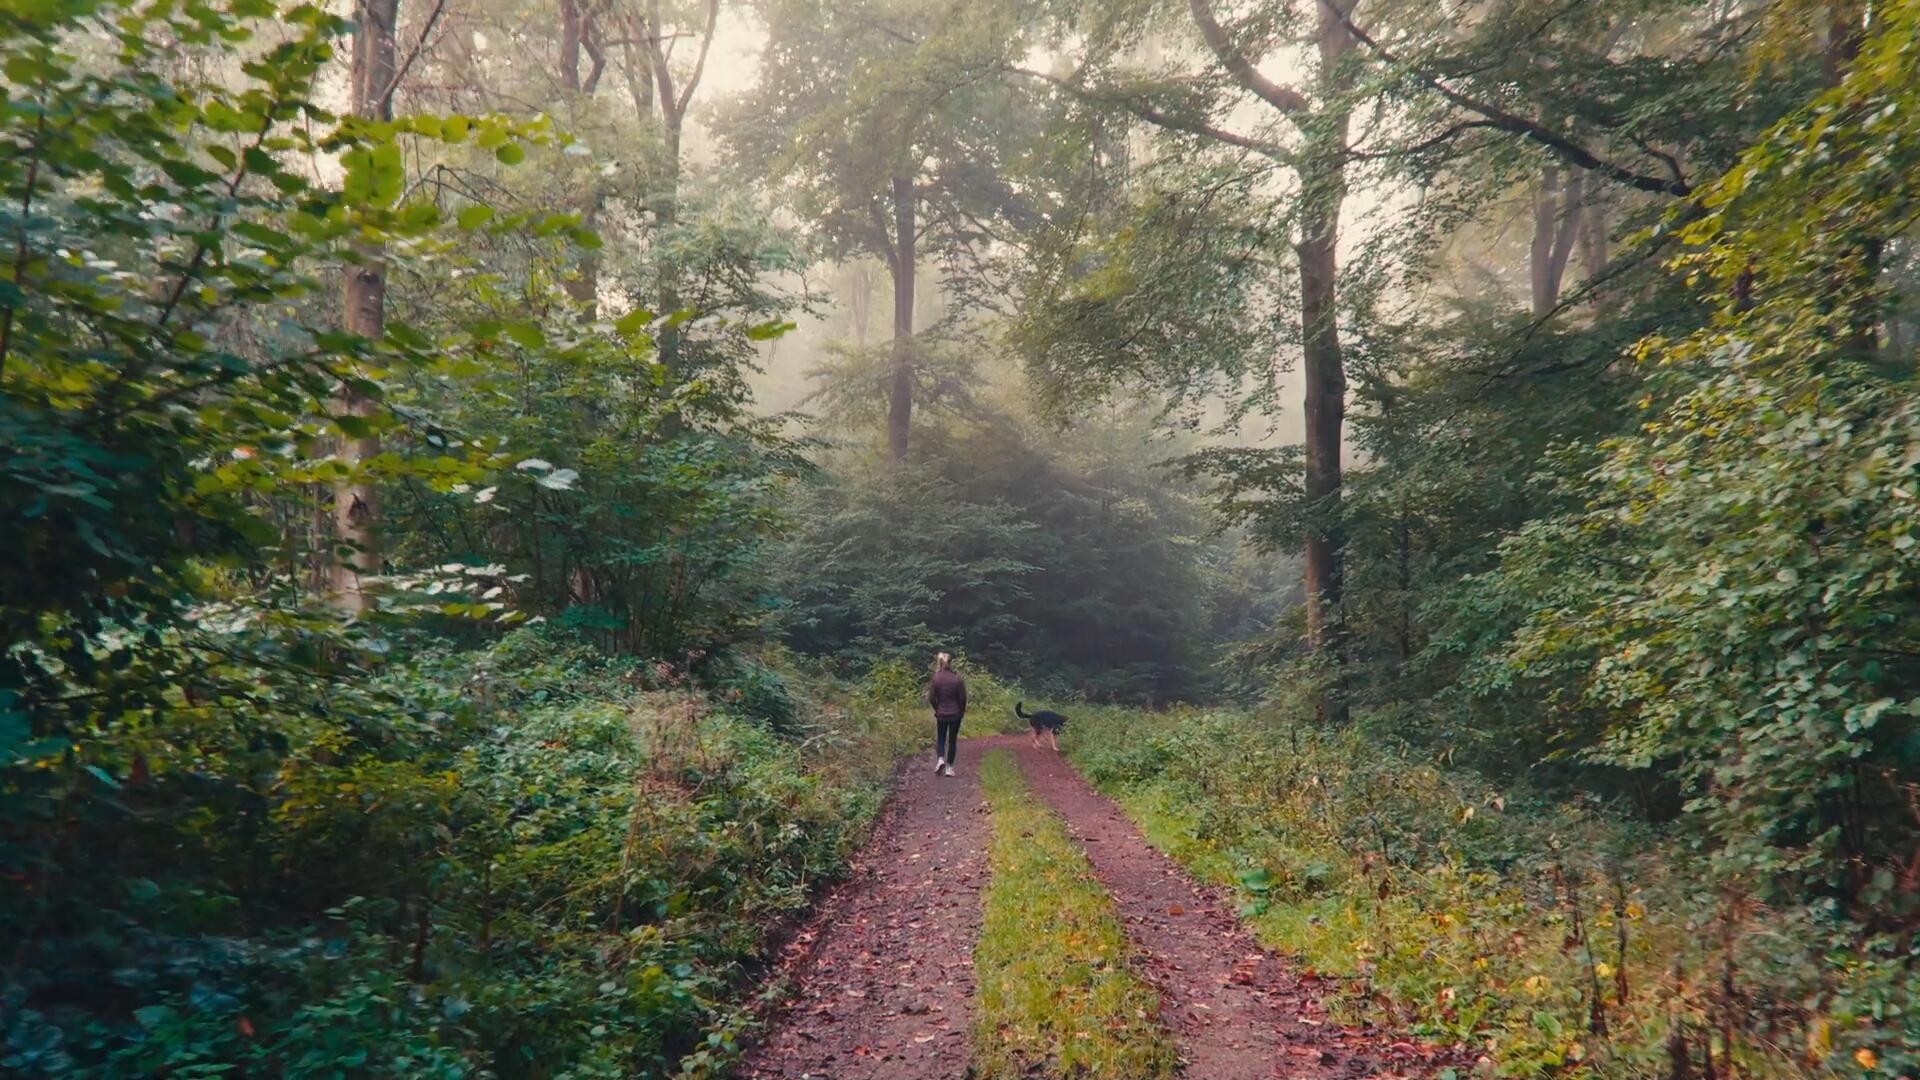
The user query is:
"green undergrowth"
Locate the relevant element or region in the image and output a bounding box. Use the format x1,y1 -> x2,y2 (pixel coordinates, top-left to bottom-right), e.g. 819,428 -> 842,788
1064,706 -> 1913,1080
858,656 -> 1030,735
4,632 -> 918,1078
973,751 -> 1178,1080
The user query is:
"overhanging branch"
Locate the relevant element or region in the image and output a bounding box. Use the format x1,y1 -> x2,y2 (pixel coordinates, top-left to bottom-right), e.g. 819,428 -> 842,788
1317,0 -> 1692,197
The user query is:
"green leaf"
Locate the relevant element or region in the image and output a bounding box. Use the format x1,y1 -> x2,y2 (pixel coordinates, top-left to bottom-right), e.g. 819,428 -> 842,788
370,140 -> 405,207
614,308 -> 655,336
502,321 -> 544,349
457,205 -> 494,229
746,319 -> 796,342
334,414 -> 375,438
494,142 -> 525,166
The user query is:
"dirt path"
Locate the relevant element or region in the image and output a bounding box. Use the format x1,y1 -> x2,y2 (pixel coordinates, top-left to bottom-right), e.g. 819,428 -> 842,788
1008,740 -> 1455,1080
739,735 -> 1455,1079
738,747 -> 991,1079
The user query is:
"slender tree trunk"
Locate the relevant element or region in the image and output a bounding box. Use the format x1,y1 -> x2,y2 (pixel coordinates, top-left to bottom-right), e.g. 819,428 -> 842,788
886,174 -> 916,461
849,262 -> 873,349
619,8 -> 655,119
1822,3 -> 1864,86
644,0 -> 707,375
1296,2 -> 1354,724
332,0 -> 399,614
1579,188 -> 1609,300
655,126 -> 683,371
558,0 -> 583,92
1817,2 -> 1878,356
1531,166 -> 1584,317
553,0 -> 597,318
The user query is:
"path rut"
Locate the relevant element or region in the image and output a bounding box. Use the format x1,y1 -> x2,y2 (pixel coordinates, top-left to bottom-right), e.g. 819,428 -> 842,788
738,752 -> 990,1079
1010,740 -> 1453,1080
738,735 -> 1455,1079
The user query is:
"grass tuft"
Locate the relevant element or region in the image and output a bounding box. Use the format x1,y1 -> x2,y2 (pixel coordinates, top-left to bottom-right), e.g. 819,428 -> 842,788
972,750 -> 1179,1080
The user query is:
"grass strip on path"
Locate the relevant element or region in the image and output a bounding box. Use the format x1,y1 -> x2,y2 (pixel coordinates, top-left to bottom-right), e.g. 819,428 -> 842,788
973,750 -> 1179,1080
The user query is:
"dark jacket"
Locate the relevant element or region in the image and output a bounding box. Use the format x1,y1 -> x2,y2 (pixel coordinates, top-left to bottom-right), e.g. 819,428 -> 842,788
928,669 -> 967,720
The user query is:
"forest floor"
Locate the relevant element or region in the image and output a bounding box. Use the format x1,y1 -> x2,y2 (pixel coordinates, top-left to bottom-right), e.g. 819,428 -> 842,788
738,735 -> 1461,1079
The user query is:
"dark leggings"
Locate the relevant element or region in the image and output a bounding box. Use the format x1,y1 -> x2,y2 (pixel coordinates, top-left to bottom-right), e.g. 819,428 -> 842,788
935,717 -> 961,764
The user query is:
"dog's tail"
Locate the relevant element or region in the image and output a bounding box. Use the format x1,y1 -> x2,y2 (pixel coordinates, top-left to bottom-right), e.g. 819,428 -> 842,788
1015,701 -> 1029,719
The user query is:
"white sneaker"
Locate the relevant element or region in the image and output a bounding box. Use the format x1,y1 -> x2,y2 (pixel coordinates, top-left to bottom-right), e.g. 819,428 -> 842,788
943,764 -> 955,777
935,756 -> 946,773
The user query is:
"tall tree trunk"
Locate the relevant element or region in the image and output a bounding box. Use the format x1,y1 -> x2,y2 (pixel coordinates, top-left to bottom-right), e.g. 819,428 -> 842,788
642,0 -> 715,375
558,0 -> 582,92
653,112 -> 684,373
849,262 -> 874,349
1296,158 -> 1346,720
1530,165 -> 1584,317
1296,2 -> 1355,724
886,174 -> 916,461
1579,188 -> 1609,304
1822,3 -> 1864,86
333,0 -> 399,614
619,8 -> 656,119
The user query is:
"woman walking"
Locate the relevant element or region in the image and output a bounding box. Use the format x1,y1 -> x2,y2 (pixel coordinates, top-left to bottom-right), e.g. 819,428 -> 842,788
927,652 -> 966,777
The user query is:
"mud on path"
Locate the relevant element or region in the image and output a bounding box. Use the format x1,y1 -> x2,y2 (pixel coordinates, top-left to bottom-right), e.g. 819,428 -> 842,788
737,745 -> 991,1080
1009,740 -> 1457,1080
739,734 -> 1456,1079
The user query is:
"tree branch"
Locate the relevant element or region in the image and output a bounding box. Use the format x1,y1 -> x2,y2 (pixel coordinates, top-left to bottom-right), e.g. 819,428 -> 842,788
1342,117 -> 1504,162
1006,65 -> 1293,164
1187,0 -> 1311,116
1316,0 -> 1692,197
673,0 -> 719,117
380,0 -> 448,116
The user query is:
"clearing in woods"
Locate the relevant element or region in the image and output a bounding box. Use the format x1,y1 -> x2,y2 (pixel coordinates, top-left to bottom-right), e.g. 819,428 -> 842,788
739,735 -> 1458,1079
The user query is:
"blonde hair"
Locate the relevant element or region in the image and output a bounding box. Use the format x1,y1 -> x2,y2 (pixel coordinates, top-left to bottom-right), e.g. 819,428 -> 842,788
934,652 -> 954,672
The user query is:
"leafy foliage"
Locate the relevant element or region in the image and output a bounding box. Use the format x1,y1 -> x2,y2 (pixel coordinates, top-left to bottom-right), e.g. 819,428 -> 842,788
0,2 -> 863,1076
1475,1 -> 1920,896
4,632 -> 898,1077
1069,704 -> 1920,1078
772,402 -> 1274,701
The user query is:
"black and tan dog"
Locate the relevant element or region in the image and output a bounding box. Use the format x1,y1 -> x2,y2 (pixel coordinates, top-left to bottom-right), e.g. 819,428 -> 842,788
1015,701 -> 1067,751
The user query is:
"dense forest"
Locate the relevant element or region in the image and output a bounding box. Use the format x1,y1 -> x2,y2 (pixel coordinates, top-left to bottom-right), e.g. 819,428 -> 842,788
3,0 -> 1919,1075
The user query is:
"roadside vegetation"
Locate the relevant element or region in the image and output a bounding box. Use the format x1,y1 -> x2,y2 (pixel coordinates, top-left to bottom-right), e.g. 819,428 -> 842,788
1068,704 -> 1915,1079
6,630 -> 919,1077
972,751 -> 1177,1080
